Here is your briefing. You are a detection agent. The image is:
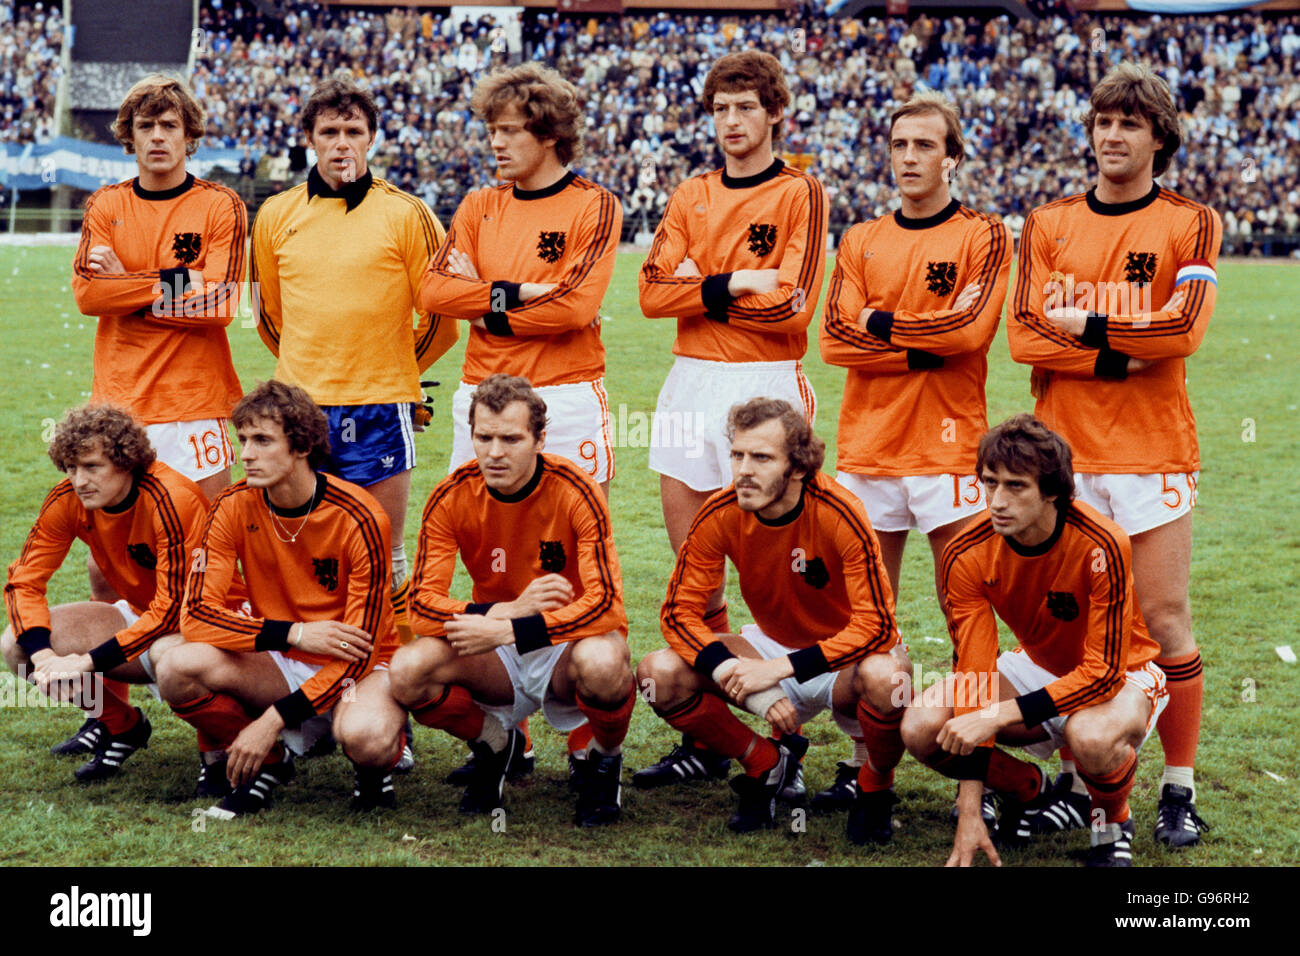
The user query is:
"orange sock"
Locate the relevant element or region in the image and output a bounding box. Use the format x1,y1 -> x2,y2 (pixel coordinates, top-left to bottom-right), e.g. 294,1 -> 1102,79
577,687 -> 635,752
702,604 -> 730,634
391,578 -> 413,645
1156,651 -> 1203,768
855,700 -> 904,792
1078,746 -> 1137,826
987,749 -> 1043,801
93,677 -> 137,734
518,717 -> 532,751
171,691 -> 250,751
660,691 -> 765,769
567,723 -> 594,755
411,685 -> 485,741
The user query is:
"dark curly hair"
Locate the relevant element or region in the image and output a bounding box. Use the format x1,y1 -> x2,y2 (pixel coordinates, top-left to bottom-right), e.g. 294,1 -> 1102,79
301,77 -> 379,137
232,381 -> 331,470
976,413 -> 1075,513
726,397 -> 823,478
48,404 -> 156,475
702,51 -> 791,147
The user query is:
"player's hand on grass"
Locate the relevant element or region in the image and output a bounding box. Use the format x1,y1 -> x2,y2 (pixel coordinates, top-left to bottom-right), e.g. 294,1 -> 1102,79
519,282 -> 557,301
494,574 -> 574,617
728,269 -> 779,297
446,247 -> 480,280
947,813 -> 1001,868
87,245 -> 125,275
290,621 -> 372,662
953,282 -> 982,312
764,697 -> 800,736
227,709 -> 285,788
445,614 -> 514,656
719,656 -> 791,700
937,709 -> 1003,756
673,257 -> 702,277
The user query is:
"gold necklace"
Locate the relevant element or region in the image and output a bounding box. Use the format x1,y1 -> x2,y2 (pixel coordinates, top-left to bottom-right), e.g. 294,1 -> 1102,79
267,492 -> 317,543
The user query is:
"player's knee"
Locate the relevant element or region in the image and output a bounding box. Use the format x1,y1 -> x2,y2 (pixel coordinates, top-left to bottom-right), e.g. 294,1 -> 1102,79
636,648 -> 689,709
1,627 -> 26,675
336,714 -> 400,769
154,641 -> 210,702
854,652 -> 908,713
1063,713 -> 1123,772
571,636 -> 631,693
1143,599 -> 1194,654
389,637 -> 451,705
900,703 -> 944,756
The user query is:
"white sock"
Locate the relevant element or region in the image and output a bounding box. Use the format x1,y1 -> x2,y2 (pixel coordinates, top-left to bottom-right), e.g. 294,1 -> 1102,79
391,543 -> 408,591
476,714 -> 509,753
1161,765 -> 1195,802
848,738 -> 869,768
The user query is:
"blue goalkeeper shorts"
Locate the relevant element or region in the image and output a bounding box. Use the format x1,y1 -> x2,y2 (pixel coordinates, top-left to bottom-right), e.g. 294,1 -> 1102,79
321,403 -> 415,486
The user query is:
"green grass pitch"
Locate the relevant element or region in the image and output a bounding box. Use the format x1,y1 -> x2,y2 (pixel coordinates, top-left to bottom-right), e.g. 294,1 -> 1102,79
0,245 -> 1296,866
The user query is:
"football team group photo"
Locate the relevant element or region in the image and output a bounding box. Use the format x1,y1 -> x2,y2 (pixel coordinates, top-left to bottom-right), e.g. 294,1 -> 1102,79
2,0 -> 1295,874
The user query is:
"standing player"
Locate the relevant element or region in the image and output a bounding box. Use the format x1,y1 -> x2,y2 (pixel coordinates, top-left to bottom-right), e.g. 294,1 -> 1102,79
253,78 -> 456,770
3,405 -> 209,781
637,51 -> 827,789
417,63 -> 623,778
159,382 -> 403,815
820,92 -> 1010,810
1008,62 -> 1220,847
638,399 -> 910,842
418,62 -> 622,495
389,375 -> 635,827
902,415 -> 1168,868
72,74 -> 246,504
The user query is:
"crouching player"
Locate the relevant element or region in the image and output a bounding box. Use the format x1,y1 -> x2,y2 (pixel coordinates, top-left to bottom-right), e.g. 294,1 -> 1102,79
638,398 -> 911,840
390,374 -> 634,826
3,405 -> 210,780
902,415 -> 1167,867
159,381 -> 403,816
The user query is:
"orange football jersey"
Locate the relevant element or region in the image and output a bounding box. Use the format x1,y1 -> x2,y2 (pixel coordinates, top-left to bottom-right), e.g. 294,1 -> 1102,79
417,172 -> 622,388
639,159 -> 827,364
821,201 -> 1010,475
661,471 -> 899,683
1008,186 -> 1221,473
72,174 -> 246,424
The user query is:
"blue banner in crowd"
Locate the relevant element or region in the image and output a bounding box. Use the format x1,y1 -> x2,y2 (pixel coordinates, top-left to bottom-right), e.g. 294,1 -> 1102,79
1125,1 -> 1259,13
0,137 -> 244,193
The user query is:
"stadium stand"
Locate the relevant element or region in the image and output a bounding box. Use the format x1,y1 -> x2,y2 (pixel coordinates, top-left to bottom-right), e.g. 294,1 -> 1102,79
4,1 -> 1299,252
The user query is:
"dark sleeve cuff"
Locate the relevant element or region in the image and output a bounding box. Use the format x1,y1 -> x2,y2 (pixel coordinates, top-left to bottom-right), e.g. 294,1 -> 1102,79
1093,348 -> 1130,380
1080,312 -> 1109,349
864,310 -> 895,342
490,280 -> 522,312
255,619 -> 293,652
512,614 -> 551,654
693,639 -> 738,677
159,266 -> 194,299
700,273 -> 733,321
1016,688 -> 1059,728
273,689 -> 316,729
482,312 -> 514,336
87,637 -> 127,673
16,626 -> 52,656
788,645 -> 830,683
464,603 -> 495,616
907,348 -> 944,370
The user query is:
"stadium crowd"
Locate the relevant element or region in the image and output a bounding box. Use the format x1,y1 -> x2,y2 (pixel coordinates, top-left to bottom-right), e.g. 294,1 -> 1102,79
4,0 -> 1299,249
